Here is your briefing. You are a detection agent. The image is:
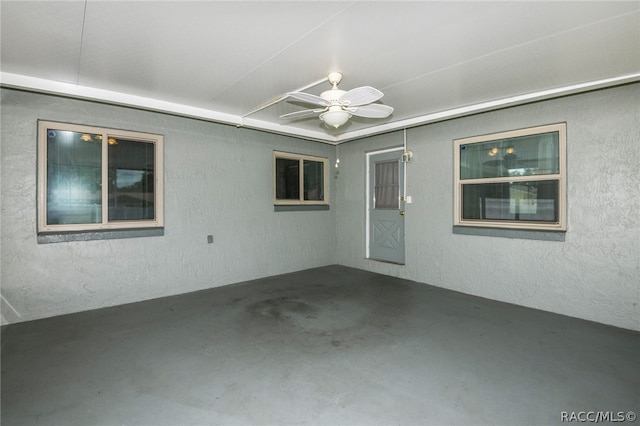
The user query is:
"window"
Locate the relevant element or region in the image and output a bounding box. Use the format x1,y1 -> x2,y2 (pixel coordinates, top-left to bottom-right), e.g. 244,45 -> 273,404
274,151 -> 328,205
374,160 -> 400,209
454,123 -> 566,231
38,121 -> 163,233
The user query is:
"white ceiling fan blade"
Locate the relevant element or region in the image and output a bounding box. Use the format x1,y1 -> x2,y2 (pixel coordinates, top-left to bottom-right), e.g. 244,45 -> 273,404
348,104 -> 394,118
286,92 -> 329,107
339,86 -> 384,106
280,108 -> 326,120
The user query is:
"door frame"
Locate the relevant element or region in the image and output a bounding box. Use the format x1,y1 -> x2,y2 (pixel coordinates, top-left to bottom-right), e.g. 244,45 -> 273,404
365,146 -> 405,261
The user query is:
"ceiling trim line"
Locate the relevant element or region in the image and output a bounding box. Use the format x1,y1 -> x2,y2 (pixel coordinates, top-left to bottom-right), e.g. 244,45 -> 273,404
1,72 -> 339,143
3,72 -> 638,145
0,72 -> 243,127
240,117 -> 337,144
334,73 -> 640,144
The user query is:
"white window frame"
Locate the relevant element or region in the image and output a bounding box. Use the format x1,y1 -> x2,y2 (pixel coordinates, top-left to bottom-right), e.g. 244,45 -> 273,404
37,121 -> 164,233
273,151 -> 329,205
454,123 -> 566,231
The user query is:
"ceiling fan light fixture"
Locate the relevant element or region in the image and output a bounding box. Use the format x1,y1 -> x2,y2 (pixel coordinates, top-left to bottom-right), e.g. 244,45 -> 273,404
282,72 -> 391,131
320,110 -> 351,128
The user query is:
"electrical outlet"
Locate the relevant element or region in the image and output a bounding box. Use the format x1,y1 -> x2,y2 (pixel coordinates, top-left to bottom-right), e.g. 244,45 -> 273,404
207,235 -> 213,244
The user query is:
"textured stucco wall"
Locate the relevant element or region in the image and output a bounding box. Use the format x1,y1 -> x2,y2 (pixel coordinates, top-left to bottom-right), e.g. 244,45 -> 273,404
336,84 -> 639,331
2,85 -> 638,330
1,89 -> 337,324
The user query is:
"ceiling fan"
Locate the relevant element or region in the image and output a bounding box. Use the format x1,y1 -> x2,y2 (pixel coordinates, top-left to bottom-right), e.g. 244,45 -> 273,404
280,72 -> 394,129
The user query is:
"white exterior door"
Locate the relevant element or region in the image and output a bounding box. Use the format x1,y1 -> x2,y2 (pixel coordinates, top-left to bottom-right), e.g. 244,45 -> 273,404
367,148 -> 405,264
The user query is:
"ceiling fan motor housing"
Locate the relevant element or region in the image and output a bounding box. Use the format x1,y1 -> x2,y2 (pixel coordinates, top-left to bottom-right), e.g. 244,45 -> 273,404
320,80 -> 352,128
321,89 -> 347,104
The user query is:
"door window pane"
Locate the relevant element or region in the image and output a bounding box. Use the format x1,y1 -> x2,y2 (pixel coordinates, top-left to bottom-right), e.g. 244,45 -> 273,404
46,130 -> 102,224
108,138 -> 156,221
374,160 -> 399,209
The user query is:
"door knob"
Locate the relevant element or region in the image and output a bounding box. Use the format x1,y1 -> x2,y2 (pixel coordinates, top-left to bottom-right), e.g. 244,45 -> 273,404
399,210 -> 405,216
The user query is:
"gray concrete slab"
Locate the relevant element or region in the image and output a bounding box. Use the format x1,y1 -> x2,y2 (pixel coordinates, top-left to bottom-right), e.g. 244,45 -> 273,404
2,265 -> 639,425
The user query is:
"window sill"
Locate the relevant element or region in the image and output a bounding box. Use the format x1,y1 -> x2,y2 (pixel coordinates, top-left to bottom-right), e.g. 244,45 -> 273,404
37,228 -> 164,244
274,205 -> 330,212
452,225 -> 565,241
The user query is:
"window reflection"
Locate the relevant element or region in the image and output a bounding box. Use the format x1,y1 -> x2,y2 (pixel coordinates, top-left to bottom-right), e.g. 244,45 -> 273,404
460,132 -> 559,179
108,139 -> 155,221
46,130 -> 102,224
462,181 -> 559,222
303,160 -> 324,201
275,158 -> 300,200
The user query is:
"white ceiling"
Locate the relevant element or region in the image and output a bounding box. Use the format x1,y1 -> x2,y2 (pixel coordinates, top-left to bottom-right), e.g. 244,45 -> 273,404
1,1 -> 639,144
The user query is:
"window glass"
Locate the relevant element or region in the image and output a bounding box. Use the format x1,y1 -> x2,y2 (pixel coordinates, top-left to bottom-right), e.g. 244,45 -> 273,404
303,160 -> 324,201
462,180 -> 559,222
108,138 -> 156,221
374,160 -> 399,209
275,158 -> 300,200
460,132 -> 559,179
46,130 -> 102,225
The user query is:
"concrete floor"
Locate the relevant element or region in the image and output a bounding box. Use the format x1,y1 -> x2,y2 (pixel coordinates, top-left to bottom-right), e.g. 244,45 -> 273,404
1,265 -> 638,426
